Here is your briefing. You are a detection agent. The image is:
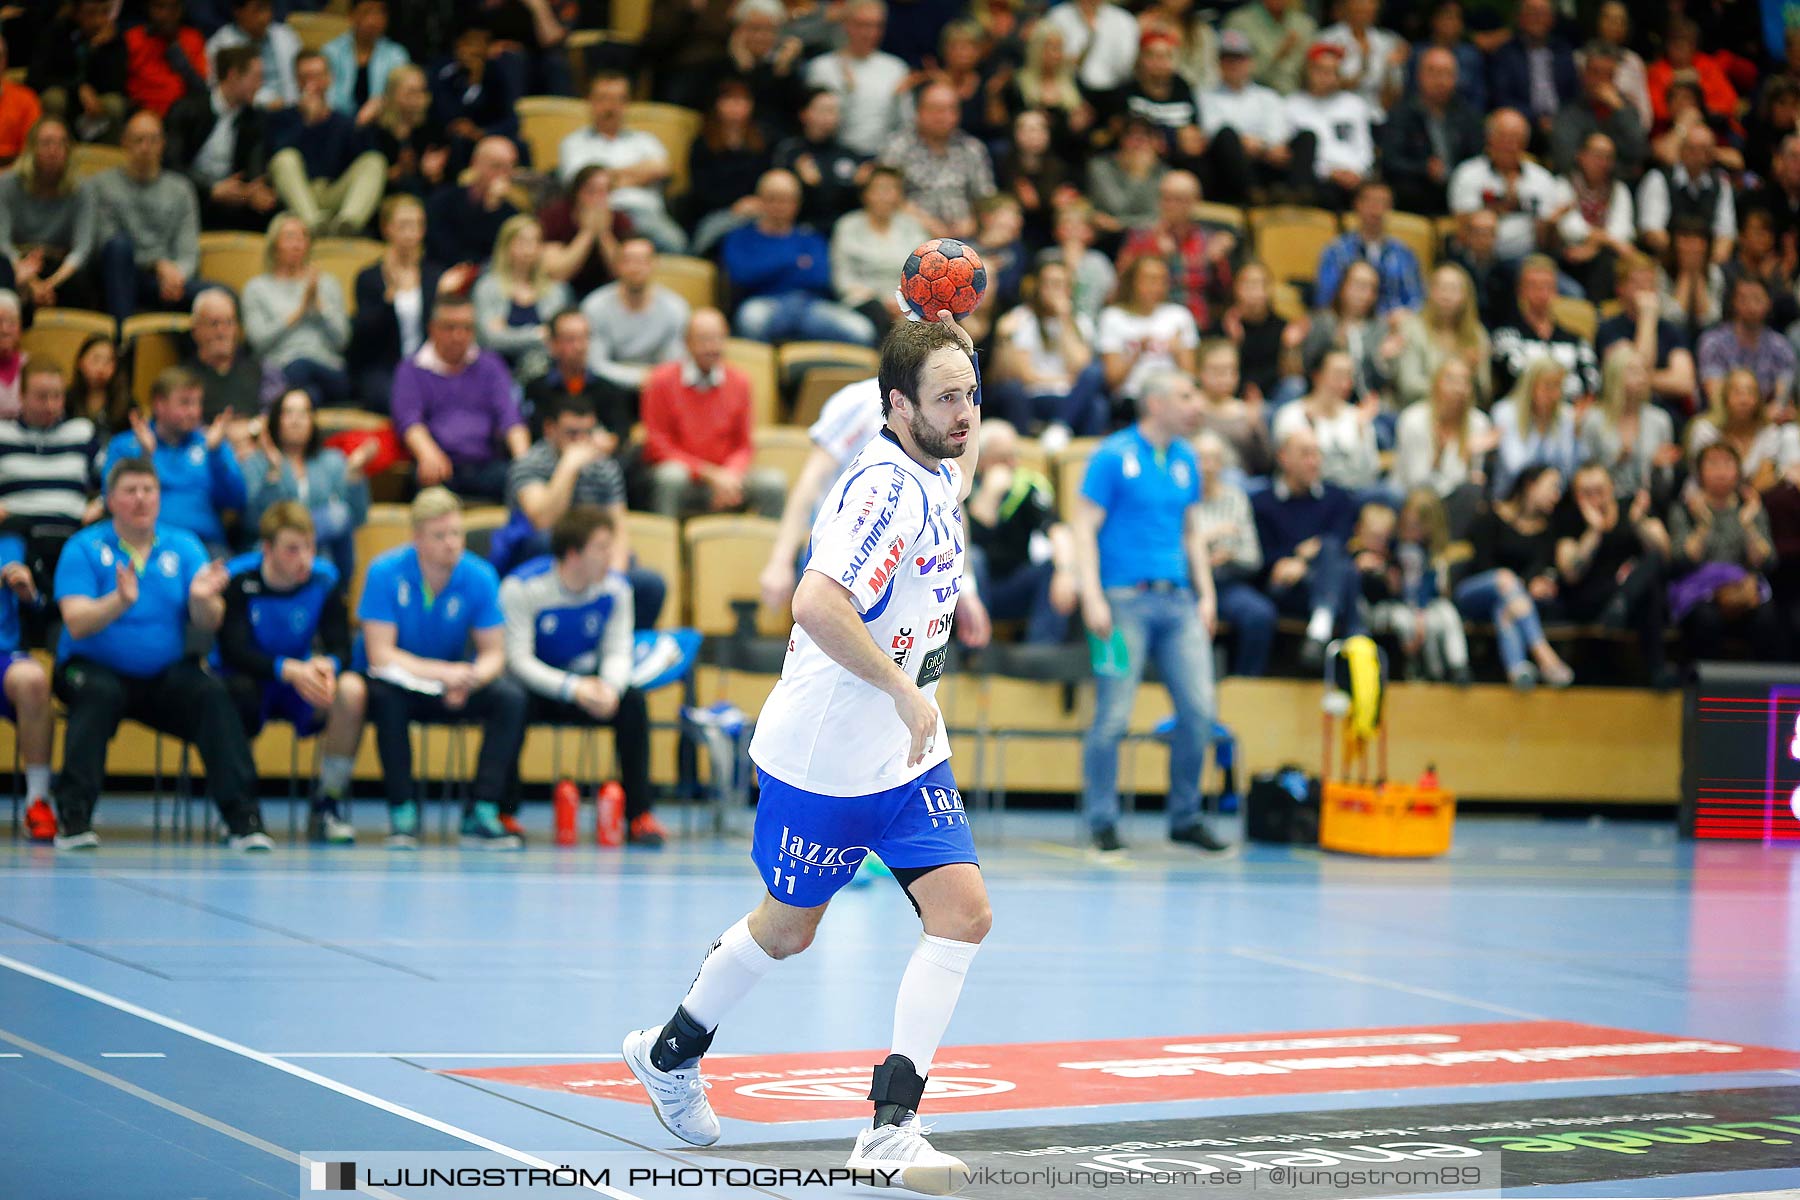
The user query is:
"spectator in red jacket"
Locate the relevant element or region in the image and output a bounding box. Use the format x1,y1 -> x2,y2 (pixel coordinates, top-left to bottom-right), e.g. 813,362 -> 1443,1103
1647,18 -> 1739,134
640,308 -> 785,519
125,0 -> 210,119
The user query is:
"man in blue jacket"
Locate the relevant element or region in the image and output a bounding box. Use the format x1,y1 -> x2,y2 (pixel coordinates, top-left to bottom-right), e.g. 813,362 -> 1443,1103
721,169 -> 876,346
1250,425 -> 1363,670
102,366 -> 246,555
51,458 -> 269,850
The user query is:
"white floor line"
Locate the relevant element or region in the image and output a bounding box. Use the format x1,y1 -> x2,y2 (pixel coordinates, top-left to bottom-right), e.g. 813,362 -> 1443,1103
100,1051 -> 167,1058
0,953 -> 641,1200
1230,946 -> 1550,1020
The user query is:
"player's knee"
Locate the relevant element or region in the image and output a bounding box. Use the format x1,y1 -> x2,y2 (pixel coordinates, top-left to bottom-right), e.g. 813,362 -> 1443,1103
951,901 -> 993,945
337,671 -> 367,716
9,660 -> 48,703
760,923 -> 816,960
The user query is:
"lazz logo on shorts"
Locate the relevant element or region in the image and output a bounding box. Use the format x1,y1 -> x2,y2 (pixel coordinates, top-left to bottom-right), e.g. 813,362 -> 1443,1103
918,784 -> 966,827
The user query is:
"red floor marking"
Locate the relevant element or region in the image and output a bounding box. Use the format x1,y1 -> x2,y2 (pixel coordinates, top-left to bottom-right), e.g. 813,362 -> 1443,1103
446,1021 -> 1800,1123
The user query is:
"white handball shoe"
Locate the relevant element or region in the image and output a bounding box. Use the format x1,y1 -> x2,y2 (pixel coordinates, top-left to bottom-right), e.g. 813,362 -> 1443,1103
846,1116 -> 972,1195
621,1027 -> 721,1146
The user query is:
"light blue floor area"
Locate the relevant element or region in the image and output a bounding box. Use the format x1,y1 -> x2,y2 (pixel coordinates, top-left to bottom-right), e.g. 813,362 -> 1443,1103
2,807 -> 1797,1198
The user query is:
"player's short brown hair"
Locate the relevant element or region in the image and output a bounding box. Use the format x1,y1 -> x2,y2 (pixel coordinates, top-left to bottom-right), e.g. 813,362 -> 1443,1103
259,500 -> 315,543
551,504 -> 617,560
878,319 -> 969,419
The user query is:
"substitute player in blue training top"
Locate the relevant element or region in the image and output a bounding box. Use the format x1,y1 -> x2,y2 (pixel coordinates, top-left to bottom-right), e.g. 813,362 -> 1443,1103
625,315 -> 988,1193
217,502 -> 367,845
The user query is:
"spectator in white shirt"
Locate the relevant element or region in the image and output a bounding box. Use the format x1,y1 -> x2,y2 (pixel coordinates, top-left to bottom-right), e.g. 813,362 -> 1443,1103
1283,42 -> 1376,209
1203,30 -> 1295,199
1556,131 -> 1636,301
1318,0 -> 1408,118
802,0 -> 910,158
829,166 -> 927,341
556,72 -> 686,253
1448,108 -> 1567,263
1098,255 -> 1198,404
1043,0 -> 1141,96
1637,123 -> 1738,264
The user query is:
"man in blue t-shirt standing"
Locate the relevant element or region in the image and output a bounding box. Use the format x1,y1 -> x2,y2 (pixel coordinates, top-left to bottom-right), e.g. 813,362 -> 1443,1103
359,487 -> 529,849
100,367 -> 247,556
51,459 -> 269,850
1072,370 -> 1226,857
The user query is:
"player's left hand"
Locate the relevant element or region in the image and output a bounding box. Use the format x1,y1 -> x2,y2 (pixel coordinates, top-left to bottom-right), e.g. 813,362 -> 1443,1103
1198,592 -> 1217,637
190,560 -> 229,601
1,562 -> 36,602
955,589 -> 991,648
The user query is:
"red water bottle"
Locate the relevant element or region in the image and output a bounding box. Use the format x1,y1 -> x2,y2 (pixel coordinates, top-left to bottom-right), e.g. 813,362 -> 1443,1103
596,781 -> 625,847
1419,763 -> 1439,792
553,779 -> 579,846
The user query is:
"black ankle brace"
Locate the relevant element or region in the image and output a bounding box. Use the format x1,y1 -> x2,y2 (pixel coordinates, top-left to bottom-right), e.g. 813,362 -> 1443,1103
868,1053 -> 927,1128
649,1005 -> 715,1072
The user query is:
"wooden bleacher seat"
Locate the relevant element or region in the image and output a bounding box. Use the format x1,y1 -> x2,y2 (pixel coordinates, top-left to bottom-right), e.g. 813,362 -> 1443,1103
611,0 -> 653,40
516,96 -> 588,177
623,511 -> 682,629
1270,282 -> 1307,322
22,308 -> 115,380
624,102 -> 703,197
1053,437 -> 1103,522
1249,206 -> 1340,297
752,426 -> 813,488
684,514 -> 787,636
311,237 -> 384,317
724,338 -> 779,427
198,232 -> 266,296
1194,201 -> 1246,231
68,143 -> 126,186
121,313 -> 192,408
790,363 -> 870,428
651,255 -> 718,313
1551,295 -> 1598,342
289,12 -> 349,53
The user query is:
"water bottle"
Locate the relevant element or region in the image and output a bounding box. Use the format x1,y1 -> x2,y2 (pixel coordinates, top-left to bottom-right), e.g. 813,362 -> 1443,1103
1419,763 -> 1439,792
553,779 -> 579,846
596,781 -> 625,847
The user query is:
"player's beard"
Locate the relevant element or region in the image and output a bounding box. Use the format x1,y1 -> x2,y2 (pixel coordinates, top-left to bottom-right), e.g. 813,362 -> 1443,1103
910,408 -> 969,460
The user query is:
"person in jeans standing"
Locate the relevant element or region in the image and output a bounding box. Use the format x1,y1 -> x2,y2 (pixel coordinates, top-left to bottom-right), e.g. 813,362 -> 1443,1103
1072,370 -> 1226,856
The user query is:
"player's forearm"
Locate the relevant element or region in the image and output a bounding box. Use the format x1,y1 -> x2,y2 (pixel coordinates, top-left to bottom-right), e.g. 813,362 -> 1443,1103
189,593 -> 225,632
792,573 -> 916,702
59,593 -> 128,639
770,450 -> 836,561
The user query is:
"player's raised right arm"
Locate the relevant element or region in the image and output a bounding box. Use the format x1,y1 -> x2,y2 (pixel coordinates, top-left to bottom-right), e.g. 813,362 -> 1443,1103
791,572 -> 939,767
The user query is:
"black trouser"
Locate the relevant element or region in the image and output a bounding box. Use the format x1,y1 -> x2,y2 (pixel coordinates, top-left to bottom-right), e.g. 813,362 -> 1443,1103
53,657 -> 262,836
525,690 -> 653,820
1563,553 -> 1669,675
1284,131 -> 1358,210
1186,126 -> 1257,207
366,676 -> 529,813
1682,597 -> 1793,663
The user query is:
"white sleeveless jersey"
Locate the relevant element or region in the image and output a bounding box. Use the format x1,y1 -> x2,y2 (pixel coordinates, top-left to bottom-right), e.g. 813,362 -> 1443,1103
750,428 -> 966,797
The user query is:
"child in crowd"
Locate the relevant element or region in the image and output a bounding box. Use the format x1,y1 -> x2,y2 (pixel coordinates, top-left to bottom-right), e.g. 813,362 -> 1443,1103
1354,494 -> 1472,684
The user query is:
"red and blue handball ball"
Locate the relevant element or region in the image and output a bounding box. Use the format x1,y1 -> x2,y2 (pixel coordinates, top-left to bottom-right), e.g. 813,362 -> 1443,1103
900,238 -> 987,320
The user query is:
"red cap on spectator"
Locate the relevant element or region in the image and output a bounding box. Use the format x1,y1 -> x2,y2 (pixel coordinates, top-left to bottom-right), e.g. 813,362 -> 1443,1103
1139,29 -> 1179,52
1307,41 -> 1345,63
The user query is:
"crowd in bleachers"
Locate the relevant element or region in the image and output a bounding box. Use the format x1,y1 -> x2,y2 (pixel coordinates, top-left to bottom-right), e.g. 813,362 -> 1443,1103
6,0 -> 1800,846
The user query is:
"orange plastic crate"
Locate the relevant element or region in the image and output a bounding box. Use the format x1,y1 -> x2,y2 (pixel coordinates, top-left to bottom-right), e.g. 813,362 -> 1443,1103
1319,782 -> 1456,858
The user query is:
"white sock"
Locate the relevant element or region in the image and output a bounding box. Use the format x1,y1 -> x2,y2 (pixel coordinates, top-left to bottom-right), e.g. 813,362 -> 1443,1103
1306,608 -> 1334,643
890,935 -> 981,1077
318,755 -> 355,799
679,917 -> 780,1030
25,765 -> 50,800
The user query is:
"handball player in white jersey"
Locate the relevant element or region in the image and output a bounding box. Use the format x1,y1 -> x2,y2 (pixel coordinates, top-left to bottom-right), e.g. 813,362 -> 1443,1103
625,315 -> 987,1193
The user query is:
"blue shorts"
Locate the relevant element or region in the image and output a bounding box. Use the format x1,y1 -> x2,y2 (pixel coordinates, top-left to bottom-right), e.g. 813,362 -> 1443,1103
0,651 -> 30,721
252,681 -> 328,736
751,760 -> 979,907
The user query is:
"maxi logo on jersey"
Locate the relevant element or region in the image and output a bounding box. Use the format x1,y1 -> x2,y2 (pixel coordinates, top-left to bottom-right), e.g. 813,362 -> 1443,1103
840,473 -> 908,589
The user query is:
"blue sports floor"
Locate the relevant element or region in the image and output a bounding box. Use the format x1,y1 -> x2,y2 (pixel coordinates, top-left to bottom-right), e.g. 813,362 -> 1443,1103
2,805 -> 1797,1199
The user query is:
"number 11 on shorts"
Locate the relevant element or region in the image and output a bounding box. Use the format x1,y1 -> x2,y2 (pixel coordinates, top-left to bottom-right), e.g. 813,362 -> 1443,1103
771,867 -> 796,895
